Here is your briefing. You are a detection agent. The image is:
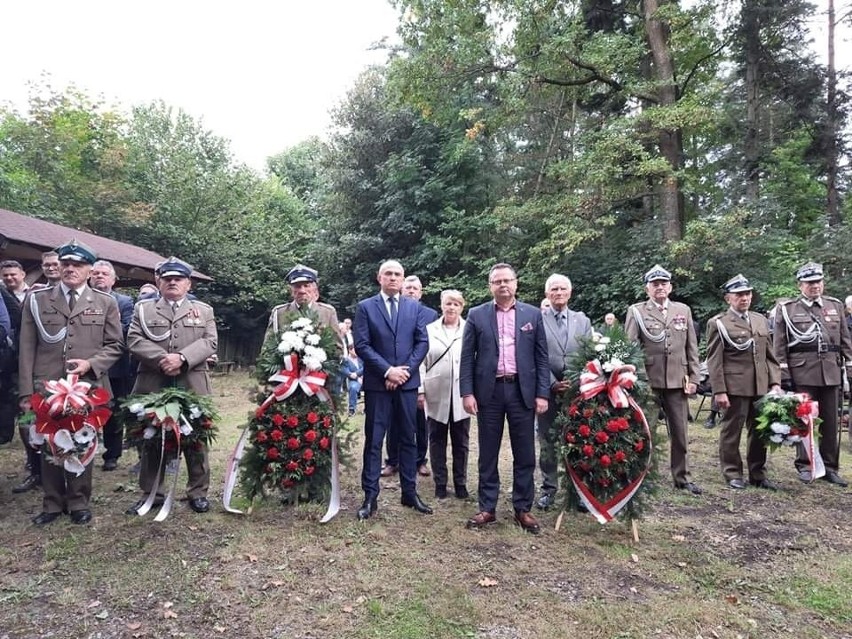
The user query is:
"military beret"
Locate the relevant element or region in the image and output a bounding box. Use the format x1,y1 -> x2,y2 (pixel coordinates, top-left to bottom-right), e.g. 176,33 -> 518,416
722,274 -> 753,294
56,239 -> 97,265
796,262 -> 823,282
155,257 -> 193,279
643,264 -> 671,284
286,264 -> 318,284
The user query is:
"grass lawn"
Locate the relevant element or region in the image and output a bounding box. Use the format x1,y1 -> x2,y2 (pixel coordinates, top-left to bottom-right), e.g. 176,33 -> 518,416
1,371 -> 851,638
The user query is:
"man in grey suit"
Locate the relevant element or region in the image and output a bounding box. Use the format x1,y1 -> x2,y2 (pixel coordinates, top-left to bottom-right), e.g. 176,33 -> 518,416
536,274 -> 592,510
460,263 -> 550,534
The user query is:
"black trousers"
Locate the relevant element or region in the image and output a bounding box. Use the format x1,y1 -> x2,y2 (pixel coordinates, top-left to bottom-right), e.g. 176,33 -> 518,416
428,407 -> 470,490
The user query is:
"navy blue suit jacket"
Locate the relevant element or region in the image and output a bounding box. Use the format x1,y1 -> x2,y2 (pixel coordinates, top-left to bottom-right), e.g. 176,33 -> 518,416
459,300 -> 550,410
109,291 -> 134,379
354,294 -> 429,392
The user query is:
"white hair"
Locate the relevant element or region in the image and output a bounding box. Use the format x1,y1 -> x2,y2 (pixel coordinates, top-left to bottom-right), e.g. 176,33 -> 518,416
544,273 -> 572,293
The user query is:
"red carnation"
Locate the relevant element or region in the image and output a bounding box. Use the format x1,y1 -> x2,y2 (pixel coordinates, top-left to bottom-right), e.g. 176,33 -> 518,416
634,440 -> 645,452
304,465 -> 315,476
568,404 -> 580,417
282,479 -> 295,488
286,461 -> 299,472
579,462 -> 592,473
578,424 -> 591,437
323,416 -> 332,428
287,437 -> 300,450
306,412 -> 319,424
270,429 -> 284,442
272,414 -> 285,427
597,404 -> 609,414
565,432 -> 576,444
595,431 -> 609,444
582,444 -> 594,458
264,464 -> 273,474
267,446 -> 280,460
255,431 -> 268,443
618,418 -> 630,431
614,450 -> 626,463
286,415 -> 299,428
796,402 -> 813,418
583,408 -> 595,418
319,437 -> 330,450
605,419 -> 621,433
304,430 -> 318,443
303,448 -> 314,461
599,454 -> 612,467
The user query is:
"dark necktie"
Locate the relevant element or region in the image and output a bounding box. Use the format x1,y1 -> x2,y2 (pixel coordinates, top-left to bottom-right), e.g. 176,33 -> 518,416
68,290 -> 77,311
389,296 -> 397,323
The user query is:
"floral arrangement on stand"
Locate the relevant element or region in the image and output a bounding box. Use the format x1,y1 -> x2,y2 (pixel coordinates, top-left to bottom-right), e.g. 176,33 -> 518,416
29,374 -> 112,475
229,313 -> 347,520
754,391 -> 824,480
122,387 -> 219,458
554,327 -> 657,525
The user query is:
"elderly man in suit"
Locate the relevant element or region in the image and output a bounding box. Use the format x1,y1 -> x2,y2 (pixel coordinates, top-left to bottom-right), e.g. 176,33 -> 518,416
461,263 -> 550,534
354,259 -> 431,520
706,275 -> 782,490
125,257 -> 218,515
774,261 -> 852,486
265,264 -> 340,343
536,274 -> 592,510
625,265 -> 702,495
89,259 -> 134,471
19,239 -> 124,525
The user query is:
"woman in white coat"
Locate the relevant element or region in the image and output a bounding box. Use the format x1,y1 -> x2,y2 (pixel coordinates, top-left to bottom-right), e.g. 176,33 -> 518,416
418,290 -> 471,499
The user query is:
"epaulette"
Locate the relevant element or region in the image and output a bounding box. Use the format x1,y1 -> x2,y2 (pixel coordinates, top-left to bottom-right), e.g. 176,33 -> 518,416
29,285 -> 55,296
823,295 -> 842,304
90,288 -> 114,299
315,301 -> 336,311
188,299 -> 213,310
268,303 -> 291,314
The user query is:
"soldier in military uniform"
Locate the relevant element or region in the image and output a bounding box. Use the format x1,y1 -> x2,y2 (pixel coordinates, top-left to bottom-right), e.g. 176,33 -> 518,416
706,275 -> 782,490
264,265 -> 341,343
125,258 -> 218,514
625,265 -> 702,494
773,262 -> 852,486
18,240 -> 124,525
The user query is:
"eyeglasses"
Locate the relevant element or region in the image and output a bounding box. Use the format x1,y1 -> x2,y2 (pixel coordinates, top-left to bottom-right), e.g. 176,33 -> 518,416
489,278 -> 516,285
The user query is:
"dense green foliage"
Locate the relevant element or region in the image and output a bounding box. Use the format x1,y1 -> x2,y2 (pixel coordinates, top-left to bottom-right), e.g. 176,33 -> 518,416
0,1 -> 849,344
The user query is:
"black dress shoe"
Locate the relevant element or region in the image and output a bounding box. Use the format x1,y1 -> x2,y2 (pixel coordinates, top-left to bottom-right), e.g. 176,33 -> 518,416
32,511 -> 62,526
102,458 -> 118,471
125,498 -> 164,515
70,509 -> 92,524
13,474 -> 41,493
675,482 -> 703,495
189,497 -> 210,513
728,478 -> 746,490
821,471 -> 849,487
357,498 -> 377,520
401,494 -> 433,514
455,486 -> 469,499
536,493 -> 556,510
703,418 -> 716,430
750,478 -> 779,491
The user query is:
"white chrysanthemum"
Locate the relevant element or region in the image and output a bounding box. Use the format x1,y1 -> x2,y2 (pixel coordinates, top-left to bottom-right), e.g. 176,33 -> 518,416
128,402 -> 145,415
189,405 -> 202,420
770,422 -> 790,435
598,336 -> 611,345
305,334 -> 321,346
769,434 -> 784,444
304,345 -> 327,363
786,435 -> 802,444
594,343 -> 607,352
290,317 -> 313,330
303,356 -> 323,371
73,424 -> 97,444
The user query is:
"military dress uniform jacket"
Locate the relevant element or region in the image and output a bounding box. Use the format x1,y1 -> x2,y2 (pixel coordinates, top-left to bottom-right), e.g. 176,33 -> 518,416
18,285 -> 124,397
773,296 -> 852,387
706,310 -> 780,397
127,298 -> 217,395
625,300 -> 700,389
264,301 -> 340,345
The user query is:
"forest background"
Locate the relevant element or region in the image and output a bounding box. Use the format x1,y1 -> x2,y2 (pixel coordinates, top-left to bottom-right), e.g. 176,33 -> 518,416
1,0 -> 849,359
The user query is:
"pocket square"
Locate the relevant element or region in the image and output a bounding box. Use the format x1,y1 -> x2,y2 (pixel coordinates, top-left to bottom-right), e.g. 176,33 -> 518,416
520,322 -> 534,332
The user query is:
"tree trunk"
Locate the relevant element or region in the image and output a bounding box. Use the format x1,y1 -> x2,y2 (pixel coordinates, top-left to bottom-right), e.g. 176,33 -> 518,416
826,0 -> 840,226
743,0 -> 761,204
643,0 -> 684,241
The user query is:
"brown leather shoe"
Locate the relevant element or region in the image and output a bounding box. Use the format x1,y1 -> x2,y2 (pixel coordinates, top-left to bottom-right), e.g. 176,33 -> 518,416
466,511 -> 497,529
417,464 -> 431,477
513,511 -> 541,535
380,465 -> 397,477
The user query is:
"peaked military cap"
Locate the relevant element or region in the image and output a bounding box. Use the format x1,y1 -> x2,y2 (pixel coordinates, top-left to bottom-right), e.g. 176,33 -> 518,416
56,238 -> 97,265
286,264 -> 318,284
796,262 -> 823,282
155,257 -> 193,279
722,274 -> 753,294
643,264 -> 672,284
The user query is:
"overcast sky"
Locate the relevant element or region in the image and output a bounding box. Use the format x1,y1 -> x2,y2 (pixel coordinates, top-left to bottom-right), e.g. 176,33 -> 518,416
0,0 -> 400,171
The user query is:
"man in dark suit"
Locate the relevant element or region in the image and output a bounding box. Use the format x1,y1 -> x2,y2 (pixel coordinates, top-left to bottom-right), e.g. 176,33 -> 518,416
18,239 -> 123,525
353,260 -> 432,520
536,274 -> 592,510
461,263 -> 550,534
89,259 -> 134,471
706,274 -> 782,490
381,275 -> 440,478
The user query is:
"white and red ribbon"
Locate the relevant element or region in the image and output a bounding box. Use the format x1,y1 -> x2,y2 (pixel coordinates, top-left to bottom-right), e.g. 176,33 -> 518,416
795,395 -> 825,481
42,374 -> 94,415
257,353 -> 331,413
578,360 -> 638,409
